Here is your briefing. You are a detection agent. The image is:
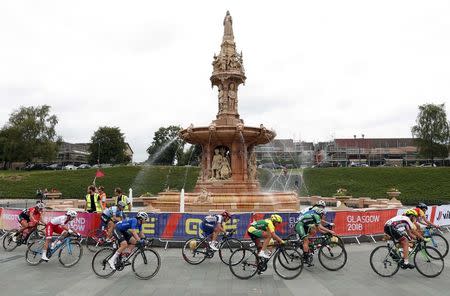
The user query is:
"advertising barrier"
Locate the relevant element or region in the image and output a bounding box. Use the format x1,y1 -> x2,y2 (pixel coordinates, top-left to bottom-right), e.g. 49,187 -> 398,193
1,206 -> 449,241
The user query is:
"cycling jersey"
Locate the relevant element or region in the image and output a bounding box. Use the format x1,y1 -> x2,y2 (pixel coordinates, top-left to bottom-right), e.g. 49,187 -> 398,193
115,218 -> 142,233
202,215 -> 223,228
249,219 -> 275,232
45,215 -> 71,238
298,207 -> 313,219
295,212 -> 321,239
412,208 -> 426,218
18,207 -> 41,223
102,206 -> 124,219
385,216 -> 414,231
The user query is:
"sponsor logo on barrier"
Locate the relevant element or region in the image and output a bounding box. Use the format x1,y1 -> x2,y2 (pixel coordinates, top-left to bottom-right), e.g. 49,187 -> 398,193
142,217 -> 157,235
436,211 -> 450,221
2,213 -> 19,221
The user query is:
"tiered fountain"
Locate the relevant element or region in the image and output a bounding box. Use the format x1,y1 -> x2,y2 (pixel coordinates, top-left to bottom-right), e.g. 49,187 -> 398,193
148,11 -> 299,212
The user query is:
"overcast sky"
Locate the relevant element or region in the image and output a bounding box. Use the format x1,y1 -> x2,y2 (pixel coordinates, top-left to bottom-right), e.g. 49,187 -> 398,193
1,1 -> 449,162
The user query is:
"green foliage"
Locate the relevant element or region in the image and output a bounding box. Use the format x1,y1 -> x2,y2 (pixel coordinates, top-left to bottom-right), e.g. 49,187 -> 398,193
89,127 -> 127,165
146,126 -> 185,165
0,105 -> 61,167
178,144 -> 202,166
301,167 -> 450,205
411,103 -> 450,160
0,165 -> 200,198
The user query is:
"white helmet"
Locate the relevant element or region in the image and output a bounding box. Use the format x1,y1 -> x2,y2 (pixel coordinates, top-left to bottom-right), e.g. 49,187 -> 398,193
136,212 -> 149,221
35,202 -> 45,210
66,210 -> 77,218
315,200 -> 326,208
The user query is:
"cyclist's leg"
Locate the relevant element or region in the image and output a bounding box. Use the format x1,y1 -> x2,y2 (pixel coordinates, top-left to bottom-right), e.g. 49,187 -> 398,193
107,220 -> 115,238
296,222 -> 309,252
260,230 -> 271,253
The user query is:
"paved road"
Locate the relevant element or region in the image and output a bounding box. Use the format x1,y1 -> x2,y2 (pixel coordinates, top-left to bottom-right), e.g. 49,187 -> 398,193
1,234 -> 450,296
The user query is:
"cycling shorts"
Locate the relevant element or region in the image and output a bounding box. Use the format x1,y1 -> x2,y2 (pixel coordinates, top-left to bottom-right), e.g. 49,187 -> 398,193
295,222 -> 317,239
200,222 -> 215,236
113,228 -> 132,244
45,223 -> 65,239
384,225 -> 408,241
18,213 -> 30,223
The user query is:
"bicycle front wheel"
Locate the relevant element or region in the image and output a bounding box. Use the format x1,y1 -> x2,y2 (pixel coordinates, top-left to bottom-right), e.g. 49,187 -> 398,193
219,238 -> 243,265
318,242 -> 347,271
369,246 -> 400,277
27,229 -> 44,246
228,248 -> 258,280
25,240 -> 45,266
273,247 -> 303,279
2,230 -> 19,251
182,238 -> 207,265
414,246 -> 444,278
58,240 -> 83,267
429,233 -> 449,258
132,248 -> 161,280
92,247 -> 116,278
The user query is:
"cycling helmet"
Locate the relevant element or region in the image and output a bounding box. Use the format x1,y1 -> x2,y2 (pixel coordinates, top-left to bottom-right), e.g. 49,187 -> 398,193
315,200 -> 326,208
417,203 -> 428,211
221,210 -> 231,220
35,202 -> 45,210
117,201 -> 126,208
66,210 -> 77,218
313,206 -> 325,216
404,209 -> 418,217
136,212 -> 149,221
271,214 -> 283,223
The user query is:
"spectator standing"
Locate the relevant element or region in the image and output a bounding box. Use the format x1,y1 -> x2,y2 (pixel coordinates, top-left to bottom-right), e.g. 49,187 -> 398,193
85,185 -> 102,213
114,187 -> 132,212
98,186 -> 107,210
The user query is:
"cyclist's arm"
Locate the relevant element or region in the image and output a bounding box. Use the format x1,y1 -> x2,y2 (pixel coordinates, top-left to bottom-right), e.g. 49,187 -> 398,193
422,217 -> 439,228
216,223 -> 225,233
129,229 -> 141,242
270,231 -> 284,244
317,224 -> 335,235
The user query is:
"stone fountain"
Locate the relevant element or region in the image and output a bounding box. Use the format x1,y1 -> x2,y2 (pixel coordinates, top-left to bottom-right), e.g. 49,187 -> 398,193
148,11 -> 299,212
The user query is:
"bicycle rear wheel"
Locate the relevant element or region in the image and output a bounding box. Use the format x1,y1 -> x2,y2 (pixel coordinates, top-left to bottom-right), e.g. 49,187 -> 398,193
58,240 -> 83,267
85,229 -> 109,253
228,248 -> 258,280
369,246 -> 400,277
428,234 -> 449,258
25,240 -> 45,266
132,248 -> 161,280
273,247 -> 303,279
2,230 -> 20,251
182,238 -> 207,265
27,229 -> 44,246
219,238 -> 243,265
318,242 -> 347,271
414,246 -> 444,278
91,247 -> 116,278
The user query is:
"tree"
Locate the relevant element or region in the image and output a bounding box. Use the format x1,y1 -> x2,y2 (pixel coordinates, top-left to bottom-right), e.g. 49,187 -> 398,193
89,127 -> 127,164
411,103 -> 450,162
146,126 -> 185,165
178,144 -> 202,166
0,105 -> 60,168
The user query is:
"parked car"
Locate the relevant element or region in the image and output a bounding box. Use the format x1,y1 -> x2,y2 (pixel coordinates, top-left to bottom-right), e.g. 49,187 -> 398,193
312,162 -> 332,168
24,163 -> 48,171
46,163 -> 63,170
63,164 -> 77,170
77,164 -> 91,169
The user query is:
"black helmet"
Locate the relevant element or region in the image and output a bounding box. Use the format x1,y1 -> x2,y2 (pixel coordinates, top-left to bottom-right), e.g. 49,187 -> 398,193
417,203 -> 428,211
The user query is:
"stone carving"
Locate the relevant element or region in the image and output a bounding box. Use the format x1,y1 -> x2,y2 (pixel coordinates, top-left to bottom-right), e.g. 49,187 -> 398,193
218,84 -> 227,113
228,83 -> 237,112
223,11 -> 234,41
247,148 -> 257,181
195,187 -> 212,203
211,147 -> 231,180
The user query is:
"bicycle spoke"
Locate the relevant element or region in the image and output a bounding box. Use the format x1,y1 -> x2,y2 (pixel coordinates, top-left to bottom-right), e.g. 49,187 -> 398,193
132,249 -> 161,280
229,249 -> 258,279
414,246 -> 444,278
370,246 -> 400,277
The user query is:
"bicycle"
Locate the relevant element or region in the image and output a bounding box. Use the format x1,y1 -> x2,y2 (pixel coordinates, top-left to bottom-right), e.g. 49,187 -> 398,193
25,232 -> 83,267
228,242 -> 303,280
182,229 -> 243,265
91,238 -> 161,280
3,223 -> 45,251
423,226 -> 448,258
287,227 -> 347,271
84,228 -> 116,253
370,238 -> 444,278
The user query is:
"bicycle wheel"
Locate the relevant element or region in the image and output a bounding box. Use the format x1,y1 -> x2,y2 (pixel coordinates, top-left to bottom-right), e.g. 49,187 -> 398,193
229,248 -> 258,280
219,238 -> 243,265
286,233 -> 301,250
369,246 -> 400,277
91,247 -> 116,278
132,248 -> 161,280
25,240 -> 45,266
273,247 -> 303,279
182,238 -> 207,265
429,234 -> 449,258
414,246 -> 444,278
27,229 -> 44,246
318,241 -> 347,271
85,229 -> 108,253
58,240 -> 83,267
2,230 -> 20,251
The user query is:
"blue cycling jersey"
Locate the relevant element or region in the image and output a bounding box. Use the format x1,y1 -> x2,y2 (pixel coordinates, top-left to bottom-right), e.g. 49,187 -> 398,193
115,218 -> 142,232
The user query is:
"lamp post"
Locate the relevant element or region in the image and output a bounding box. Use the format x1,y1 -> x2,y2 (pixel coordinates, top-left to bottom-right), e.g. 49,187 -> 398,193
353,135 -> 357,166
361,134 -> 364,165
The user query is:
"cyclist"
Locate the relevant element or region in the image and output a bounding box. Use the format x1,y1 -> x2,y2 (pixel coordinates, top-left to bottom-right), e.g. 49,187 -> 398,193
247,214 -> 285,259
42,210 -> 78,261
101,201 -> 126,238
299,200 -> 326,217
295,206 -> 335,264
15,201 -> 45,242
199,211 -> 231,251
412,203 -> 439,230
384,209 -> 428,269
108,211 -> 148,270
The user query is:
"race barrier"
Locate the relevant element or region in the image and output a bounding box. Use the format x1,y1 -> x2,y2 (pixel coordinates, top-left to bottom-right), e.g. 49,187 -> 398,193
0,205 -> 448,242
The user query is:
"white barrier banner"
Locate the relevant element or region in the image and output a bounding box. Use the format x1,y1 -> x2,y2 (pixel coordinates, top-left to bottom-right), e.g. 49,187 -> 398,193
433,205 -> 450,226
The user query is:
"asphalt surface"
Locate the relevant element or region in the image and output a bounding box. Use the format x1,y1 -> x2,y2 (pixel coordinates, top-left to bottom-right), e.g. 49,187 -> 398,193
1,234 -> 450,296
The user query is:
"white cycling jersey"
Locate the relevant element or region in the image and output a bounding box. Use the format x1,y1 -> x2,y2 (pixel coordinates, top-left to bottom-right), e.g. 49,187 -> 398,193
385,215 -> 414,232
50,215 -> 70,226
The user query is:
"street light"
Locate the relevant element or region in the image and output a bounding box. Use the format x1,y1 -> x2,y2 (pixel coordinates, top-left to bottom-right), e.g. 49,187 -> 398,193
361,134 -> 364,165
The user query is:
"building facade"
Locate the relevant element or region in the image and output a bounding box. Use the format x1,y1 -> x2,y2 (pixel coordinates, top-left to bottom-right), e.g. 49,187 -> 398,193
254,139 -> 315,167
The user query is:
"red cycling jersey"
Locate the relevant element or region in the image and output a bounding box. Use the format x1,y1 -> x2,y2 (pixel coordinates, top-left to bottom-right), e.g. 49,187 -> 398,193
27,207 -> 42,222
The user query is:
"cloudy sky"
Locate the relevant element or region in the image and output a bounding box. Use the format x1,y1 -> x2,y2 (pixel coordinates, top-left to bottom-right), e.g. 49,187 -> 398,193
1,1 -> 449,161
